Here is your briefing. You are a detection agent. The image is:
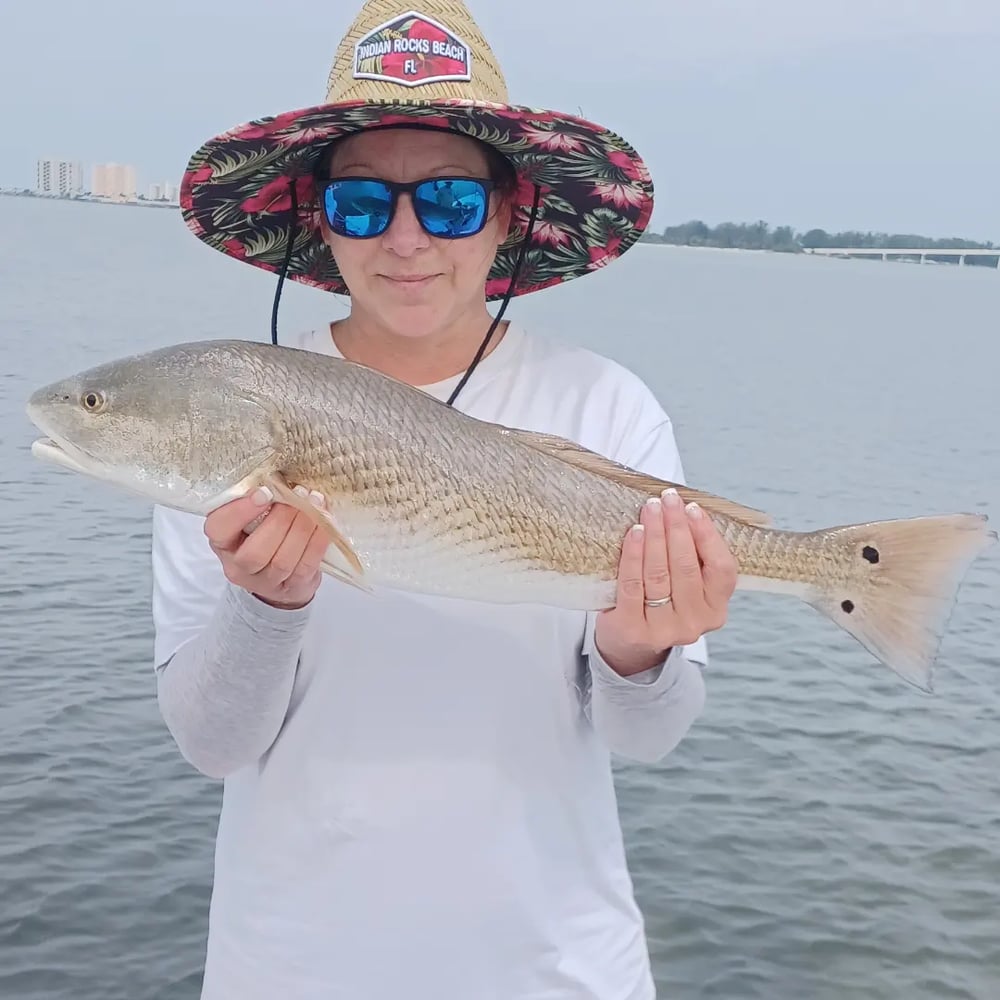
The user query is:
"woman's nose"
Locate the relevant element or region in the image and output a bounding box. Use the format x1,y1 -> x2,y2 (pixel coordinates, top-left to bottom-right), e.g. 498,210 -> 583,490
382,193 -> 430,254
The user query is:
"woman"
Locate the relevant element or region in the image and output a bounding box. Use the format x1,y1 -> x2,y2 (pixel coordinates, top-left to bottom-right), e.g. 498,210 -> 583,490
153,2 -> 738,998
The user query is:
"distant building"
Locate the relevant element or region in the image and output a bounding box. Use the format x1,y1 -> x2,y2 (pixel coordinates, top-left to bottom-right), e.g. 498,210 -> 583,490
92,163 -> 138,201
36,158 -> 83,196
147,181 -> 180,203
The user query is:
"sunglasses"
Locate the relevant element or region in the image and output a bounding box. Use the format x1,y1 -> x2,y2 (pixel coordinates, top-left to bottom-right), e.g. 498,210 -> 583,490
319,176 -> 496,240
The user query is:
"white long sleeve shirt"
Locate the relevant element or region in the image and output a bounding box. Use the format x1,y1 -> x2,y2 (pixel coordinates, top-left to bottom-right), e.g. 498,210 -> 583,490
151,322 -> 708,1000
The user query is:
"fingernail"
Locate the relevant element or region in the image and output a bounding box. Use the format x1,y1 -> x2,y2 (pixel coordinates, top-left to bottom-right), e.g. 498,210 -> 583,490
686,501 -> 703,520
630,524 -> 645,540
293,485 -> 309,498
309,490 -> 325,508
644,497 -> 661,512
252,486 -> 274,506
662,488 -> 682,508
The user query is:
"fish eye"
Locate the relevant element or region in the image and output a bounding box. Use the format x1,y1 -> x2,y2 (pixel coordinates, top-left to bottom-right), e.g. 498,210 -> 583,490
81,390 -> 106,412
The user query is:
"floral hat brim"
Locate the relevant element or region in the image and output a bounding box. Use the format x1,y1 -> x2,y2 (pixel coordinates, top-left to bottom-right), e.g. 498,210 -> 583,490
180,98 -> 655,301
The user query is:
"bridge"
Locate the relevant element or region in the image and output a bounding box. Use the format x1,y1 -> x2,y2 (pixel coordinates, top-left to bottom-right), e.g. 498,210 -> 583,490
804,246 -> 999,268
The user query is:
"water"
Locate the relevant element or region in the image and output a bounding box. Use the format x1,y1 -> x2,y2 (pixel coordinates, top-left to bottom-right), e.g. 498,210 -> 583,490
2,195 -> 998,999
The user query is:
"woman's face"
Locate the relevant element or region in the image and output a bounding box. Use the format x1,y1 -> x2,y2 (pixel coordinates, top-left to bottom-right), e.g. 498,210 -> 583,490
318,128 -> 512,340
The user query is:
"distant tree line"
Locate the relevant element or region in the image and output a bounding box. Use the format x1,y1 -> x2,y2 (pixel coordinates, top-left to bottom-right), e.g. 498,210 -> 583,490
641,220 -> 999,267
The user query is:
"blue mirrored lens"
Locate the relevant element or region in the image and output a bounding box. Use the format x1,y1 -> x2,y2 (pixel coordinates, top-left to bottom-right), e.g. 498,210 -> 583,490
324,180 -> 392,237
414,179 -> 488,237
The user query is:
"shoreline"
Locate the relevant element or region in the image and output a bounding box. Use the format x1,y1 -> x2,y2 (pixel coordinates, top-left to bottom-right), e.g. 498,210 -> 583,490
0,189 -> 179,210
636,241 -> 1000,269
5,192 -> 996,269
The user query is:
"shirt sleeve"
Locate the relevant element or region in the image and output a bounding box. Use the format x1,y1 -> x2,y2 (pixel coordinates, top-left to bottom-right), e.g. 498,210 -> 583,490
150,505 -> 311,779
580,387 -> 709,763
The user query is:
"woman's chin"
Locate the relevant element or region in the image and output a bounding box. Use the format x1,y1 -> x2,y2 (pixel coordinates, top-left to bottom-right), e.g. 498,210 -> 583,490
379,302 -> 458,340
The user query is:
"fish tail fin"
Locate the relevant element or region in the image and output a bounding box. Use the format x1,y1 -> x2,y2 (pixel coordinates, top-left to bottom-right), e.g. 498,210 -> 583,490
806,513 -> 995,692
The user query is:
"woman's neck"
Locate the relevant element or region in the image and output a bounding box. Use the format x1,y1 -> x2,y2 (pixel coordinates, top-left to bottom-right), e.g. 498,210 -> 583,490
329,309 -> 508,387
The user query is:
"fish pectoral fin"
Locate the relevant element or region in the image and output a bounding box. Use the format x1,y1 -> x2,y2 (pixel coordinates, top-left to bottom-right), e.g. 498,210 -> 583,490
506,428 -> 774,528
264,472 -> 367,583
319,555 -> 375,595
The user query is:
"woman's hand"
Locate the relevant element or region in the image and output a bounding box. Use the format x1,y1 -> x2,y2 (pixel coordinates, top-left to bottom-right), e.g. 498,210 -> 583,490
594,488 -> 738,676
204,486 -> 330,610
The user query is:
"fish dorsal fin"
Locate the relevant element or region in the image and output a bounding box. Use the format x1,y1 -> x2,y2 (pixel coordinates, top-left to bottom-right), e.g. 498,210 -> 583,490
505,427 -> 773,529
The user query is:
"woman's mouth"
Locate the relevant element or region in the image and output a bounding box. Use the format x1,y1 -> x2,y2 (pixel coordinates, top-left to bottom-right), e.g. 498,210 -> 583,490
381,274 -> 440,288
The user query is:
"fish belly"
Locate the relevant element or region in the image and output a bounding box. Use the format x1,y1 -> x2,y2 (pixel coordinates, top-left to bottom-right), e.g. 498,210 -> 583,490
327,502 -> 620,609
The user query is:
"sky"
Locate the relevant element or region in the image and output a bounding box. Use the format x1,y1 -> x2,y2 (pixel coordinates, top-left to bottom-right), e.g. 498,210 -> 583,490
2,0 -> 998,240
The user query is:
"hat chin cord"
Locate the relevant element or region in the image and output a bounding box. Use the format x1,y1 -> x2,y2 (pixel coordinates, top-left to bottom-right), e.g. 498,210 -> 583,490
270,180 -> 542,410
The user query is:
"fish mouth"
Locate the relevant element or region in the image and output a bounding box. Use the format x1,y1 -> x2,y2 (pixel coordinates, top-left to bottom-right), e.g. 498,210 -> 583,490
30,436 -> 95,476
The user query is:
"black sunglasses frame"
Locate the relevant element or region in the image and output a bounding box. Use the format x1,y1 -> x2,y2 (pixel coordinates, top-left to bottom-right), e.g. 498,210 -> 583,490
318,175 -> 497,240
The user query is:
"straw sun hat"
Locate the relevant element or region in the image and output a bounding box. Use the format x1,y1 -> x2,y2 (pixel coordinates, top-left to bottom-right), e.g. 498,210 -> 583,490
180,0 -> 655,304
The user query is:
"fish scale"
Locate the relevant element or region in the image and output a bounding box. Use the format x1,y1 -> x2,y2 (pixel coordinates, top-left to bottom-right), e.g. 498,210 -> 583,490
717,520 -> 839,586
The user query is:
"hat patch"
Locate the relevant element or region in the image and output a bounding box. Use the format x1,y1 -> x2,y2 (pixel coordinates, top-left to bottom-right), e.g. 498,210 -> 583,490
353,10 -> 472,88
